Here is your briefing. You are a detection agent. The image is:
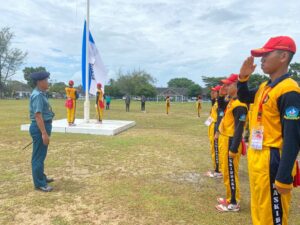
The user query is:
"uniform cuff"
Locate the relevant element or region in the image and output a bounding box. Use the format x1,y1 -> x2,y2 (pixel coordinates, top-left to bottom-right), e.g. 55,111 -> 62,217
238,75 -> 250,82
229,151 -> 237,158
275,180 -> 293,189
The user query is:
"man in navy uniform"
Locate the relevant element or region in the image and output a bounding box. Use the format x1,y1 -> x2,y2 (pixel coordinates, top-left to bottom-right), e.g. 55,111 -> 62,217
29,71 -> 55,192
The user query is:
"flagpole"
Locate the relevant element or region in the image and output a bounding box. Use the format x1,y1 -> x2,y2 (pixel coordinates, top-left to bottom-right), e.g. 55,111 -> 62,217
84,0 -> 90,122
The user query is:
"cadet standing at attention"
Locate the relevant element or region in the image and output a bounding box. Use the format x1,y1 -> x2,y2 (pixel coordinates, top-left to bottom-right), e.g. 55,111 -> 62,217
125,95 -> 131,112
166,96 -> 170,114
238,36 -> 300,225
96,83 -> 104,123
65,80 -> 78,126
206,85 -> 223,178
105,95 -> 111,110
196,95 -> 202,117
215,74 -> 248,212
29,71 -> 55,192
141,95 -> 146,112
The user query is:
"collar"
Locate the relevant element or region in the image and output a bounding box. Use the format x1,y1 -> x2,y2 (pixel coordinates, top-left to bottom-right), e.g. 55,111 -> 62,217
34,87 -> 47,95
267,73 -> 290,88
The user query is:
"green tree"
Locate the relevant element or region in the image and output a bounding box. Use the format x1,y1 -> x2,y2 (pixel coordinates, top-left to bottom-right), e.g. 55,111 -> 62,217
247,73 -> 268,89
48,82 -> 66,95
115,72 -> 135,95
168,77 -> 202,97
289,62 -> 300,83
5,80 -> 31,98
201,76 -> 226,88
104,79 -> 122,97
188,84 -> 202,97
114,70 -> 157,97
0,27 -> 27,97
135,83 -> 157,97
23,66 -> 48,88
168,78 -> 194,88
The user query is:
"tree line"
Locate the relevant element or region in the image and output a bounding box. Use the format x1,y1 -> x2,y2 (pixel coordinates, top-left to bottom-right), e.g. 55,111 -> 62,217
1,27 -> 300,99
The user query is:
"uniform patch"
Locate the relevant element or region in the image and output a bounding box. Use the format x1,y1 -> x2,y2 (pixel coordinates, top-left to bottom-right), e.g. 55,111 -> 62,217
284,106 -> 300,120
239,114 -> 246,121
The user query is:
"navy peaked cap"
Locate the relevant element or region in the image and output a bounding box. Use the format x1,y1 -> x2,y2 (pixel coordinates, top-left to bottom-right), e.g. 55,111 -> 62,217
30,71 -> 50,81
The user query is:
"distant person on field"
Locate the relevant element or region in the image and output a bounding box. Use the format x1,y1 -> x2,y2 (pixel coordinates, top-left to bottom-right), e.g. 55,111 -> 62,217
141,95 -> 146,112
65,80 -> 78,126
105,95 -> 111,110
125,95 -> 131,112
96,83 -> 104,123
196,95 -> 202,117
166,96 -> 170,114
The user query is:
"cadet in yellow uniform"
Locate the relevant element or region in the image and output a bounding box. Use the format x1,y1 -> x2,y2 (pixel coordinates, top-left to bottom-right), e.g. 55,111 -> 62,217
196,95 -> 202,117
96,83 -> 104,123
206,85 -> 223,178
238,36 -> 300,225
166,96 -> 170,114
215,74 -> 248,212
65,80 -> 78,126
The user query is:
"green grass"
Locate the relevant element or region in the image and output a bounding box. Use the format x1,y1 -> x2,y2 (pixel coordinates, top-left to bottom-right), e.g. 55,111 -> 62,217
0,99 -> 299,225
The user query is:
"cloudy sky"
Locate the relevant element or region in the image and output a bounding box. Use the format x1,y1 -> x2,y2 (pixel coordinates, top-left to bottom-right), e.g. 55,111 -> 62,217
1,0 -> 300,86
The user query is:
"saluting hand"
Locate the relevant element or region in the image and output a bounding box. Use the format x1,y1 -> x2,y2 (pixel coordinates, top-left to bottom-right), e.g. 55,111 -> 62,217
214,131 -> 219,140
239,56 -> 257,80
42,133 -> 50,145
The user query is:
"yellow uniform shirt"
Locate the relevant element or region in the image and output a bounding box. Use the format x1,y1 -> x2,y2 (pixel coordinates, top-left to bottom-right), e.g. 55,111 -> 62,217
65,87 -> 77,100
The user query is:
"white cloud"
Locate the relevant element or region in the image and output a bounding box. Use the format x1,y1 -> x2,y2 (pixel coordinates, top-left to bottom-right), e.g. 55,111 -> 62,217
1,0 -> 300,86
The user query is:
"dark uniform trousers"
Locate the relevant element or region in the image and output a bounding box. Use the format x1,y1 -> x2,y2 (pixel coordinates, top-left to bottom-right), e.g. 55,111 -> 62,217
30,121 -> 52,188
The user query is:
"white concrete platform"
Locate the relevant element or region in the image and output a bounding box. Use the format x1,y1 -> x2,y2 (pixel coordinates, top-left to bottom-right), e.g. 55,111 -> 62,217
20,119 -> 136,136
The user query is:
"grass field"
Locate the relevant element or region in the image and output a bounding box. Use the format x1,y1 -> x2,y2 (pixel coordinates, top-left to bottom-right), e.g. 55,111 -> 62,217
0,99 -> 299,225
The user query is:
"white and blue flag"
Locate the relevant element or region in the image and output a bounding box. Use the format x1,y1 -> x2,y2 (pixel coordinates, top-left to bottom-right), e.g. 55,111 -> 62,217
82,21 -> 107,95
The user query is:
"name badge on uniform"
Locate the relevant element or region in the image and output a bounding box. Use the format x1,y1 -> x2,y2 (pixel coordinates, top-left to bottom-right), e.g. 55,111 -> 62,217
205,117 -> 213,126
250,126 -> 264,150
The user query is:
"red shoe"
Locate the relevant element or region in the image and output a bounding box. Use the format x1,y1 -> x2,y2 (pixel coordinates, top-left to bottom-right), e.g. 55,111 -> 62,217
217,197 -> 228,205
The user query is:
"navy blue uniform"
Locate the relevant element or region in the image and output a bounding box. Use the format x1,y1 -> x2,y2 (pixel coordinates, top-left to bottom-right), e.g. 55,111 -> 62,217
29,88 -> 54,188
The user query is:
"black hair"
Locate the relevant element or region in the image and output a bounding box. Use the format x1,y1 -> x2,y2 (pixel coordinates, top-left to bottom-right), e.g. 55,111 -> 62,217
276,50 -> 294,65
287,51 -> 294,64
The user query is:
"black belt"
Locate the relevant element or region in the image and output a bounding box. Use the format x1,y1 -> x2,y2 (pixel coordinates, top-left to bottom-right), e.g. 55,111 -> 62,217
31,120 -> 52,123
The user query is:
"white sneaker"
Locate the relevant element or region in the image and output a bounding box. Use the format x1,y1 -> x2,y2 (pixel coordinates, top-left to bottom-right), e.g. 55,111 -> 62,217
205,171 -> 214,177
205,171 -> 223,178
227,204 -> 240,212
215,203 -> 240,212
213,172 -> 223,178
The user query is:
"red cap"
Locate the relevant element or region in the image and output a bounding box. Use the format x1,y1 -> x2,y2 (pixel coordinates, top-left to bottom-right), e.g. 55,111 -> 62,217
211,85 -> 222,91
97,83 -> 102,88
221,74 -> 239,84
69,80 -> 74,86
251,36 -> 296,57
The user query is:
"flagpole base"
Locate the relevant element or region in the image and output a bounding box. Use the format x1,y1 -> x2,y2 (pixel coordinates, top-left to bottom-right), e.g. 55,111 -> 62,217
84,100 -> 90,123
